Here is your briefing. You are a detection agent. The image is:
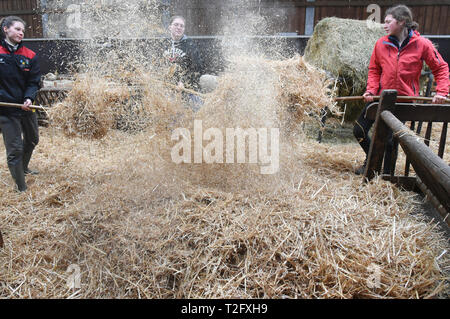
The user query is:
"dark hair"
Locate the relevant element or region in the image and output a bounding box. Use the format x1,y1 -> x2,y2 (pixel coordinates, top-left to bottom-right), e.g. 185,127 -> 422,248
385,5 -> 419,30
170,15 -> 185,26
0,16 -> 26,39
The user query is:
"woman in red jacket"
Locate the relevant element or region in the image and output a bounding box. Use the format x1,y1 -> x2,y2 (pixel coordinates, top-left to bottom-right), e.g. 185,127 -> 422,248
353,5 -> 449,175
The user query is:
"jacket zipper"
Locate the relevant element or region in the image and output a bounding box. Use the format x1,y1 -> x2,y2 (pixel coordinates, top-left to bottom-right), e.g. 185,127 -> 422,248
395,49 -> 400,92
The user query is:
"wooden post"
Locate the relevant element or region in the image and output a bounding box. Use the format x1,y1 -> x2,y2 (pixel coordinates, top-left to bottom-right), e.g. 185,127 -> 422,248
317,107 -> 328,143
364,90 -> 398,181
438,122 -> 448,159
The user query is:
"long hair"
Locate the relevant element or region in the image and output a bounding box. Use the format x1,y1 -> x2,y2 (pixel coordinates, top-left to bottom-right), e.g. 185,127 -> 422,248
385,5 -> 419,30
0,16 -> 26,39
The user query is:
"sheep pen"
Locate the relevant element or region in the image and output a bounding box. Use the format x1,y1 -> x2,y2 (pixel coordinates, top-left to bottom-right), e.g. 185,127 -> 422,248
0,1 -> 449,299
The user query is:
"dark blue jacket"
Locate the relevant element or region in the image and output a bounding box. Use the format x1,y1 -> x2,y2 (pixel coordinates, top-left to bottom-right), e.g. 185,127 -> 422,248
0,39 -> 41,116
162,35 -> 204,89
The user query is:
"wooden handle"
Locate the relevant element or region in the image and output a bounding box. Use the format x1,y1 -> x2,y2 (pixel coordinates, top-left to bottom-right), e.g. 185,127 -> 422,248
147,78 -> 206,99
0,102 -> 46,111
334,95 -> 450,103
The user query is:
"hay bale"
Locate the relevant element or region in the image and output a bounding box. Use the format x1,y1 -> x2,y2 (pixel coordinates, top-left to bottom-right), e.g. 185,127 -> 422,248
304,17 -> 385,120
304,17 -> 385,96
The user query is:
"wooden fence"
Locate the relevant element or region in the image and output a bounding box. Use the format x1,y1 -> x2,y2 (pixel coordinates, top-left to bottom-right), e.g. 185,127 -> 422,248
172,0 -> 450,36
2,1 -> 449,39
0,0 -> 42,38
364,89 -> 450,225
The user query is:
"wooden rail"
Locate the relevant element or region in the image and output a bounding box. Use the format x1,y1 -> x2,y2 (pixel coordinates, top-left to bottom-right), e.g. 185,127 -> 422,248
364,90 -> 450,225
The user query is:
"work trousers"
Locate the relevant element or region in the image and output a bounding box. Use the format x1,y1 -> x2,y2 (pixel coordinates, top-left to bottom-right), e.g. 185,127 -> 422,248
353,103 -> 394,174
0,111 -> 39,167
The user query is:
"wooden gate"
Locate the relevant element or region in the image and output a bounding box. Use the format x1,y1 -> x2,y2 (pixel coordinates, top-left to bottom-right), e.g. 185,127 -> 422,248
364,90 -> 450,225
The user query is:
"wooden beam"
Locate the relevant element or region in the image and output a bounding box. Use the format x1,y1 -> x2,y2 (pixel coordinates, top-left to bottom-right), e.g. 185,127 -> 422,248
381,175 -> 419,192
381,110 -> 450,212
416,177 -> 450,226
0,10 -> 37,16
366,103 -> 450,122
364,90 -> 397,181
438,122 -> 448,159
175,1 -> 450,8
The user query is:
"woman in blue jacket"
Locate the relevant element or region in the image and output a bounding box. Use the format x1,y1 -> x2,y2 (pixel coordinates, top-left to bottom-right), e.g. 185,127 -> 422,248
0,16 -> 41,192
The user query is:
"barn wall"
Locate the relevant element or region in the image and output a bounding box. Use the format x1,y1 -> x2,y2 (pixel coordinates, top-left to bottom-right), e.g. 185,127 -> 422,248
0,0 -> 42,38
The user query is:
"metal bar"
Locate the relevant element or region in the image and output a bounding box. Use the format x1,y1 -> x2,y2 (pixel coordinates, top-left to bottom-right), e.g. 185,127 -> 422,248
305,6 -> 315,36
424,122 -> 433,147
21,35 -> 450,41
438,122 -> 448,159
404,121 -> 415,177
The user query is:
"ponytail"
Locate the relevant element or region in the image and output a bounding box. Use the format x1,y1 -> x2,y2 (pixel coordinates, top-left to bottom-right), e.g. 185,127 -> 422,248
385,5 -> 419,31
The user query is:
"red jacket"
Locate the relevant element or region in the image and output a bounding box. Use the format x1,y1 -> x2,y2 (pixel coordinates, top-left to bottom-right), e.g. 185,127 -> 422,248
366,30 -> 449,97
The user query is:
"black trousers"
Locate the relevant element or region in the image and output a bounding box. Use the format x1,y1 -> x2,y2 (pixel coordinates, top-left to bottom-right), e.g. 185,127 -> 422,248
353,103 -> 394,174
0,111 -> 39,167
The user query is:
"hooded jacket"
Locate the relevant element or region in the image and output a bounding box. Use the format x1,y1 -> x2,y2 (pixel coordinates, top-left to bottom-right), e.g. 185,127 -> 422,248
162,35 -> 203,89
366,30 -> 449,98
0,39 -> 41,116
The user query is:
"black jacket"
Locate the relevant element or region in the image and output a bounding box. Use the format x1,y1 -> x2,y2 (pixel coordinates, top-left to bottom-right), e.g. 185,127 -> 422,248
162,35 -> 203,89
0,39 -> 41,116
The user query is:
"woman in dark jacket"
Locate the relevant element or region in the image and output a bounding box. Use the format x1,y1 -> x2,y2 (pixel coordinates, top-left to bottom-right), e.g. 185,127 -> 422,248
0,16 -> 41,192
163,15 -> 203,90
161,16 -> 204,111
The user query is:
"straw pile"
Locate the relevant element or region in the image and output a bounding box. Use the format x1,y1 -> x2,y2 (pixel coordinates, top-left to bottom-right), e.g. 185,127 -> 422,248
0,127 -> 448,299
1,0 -> 448,300
49,75 -> 129,139
48,54 -> 336,140
49,72 -> 187,139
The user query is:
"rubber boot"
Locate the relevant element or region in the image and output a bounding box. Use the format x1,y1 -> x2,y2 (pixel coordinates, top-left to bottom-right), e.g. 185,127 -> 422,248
355,158 -> 367,176
8,162 -> 27,192
22,150 -> 39,175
